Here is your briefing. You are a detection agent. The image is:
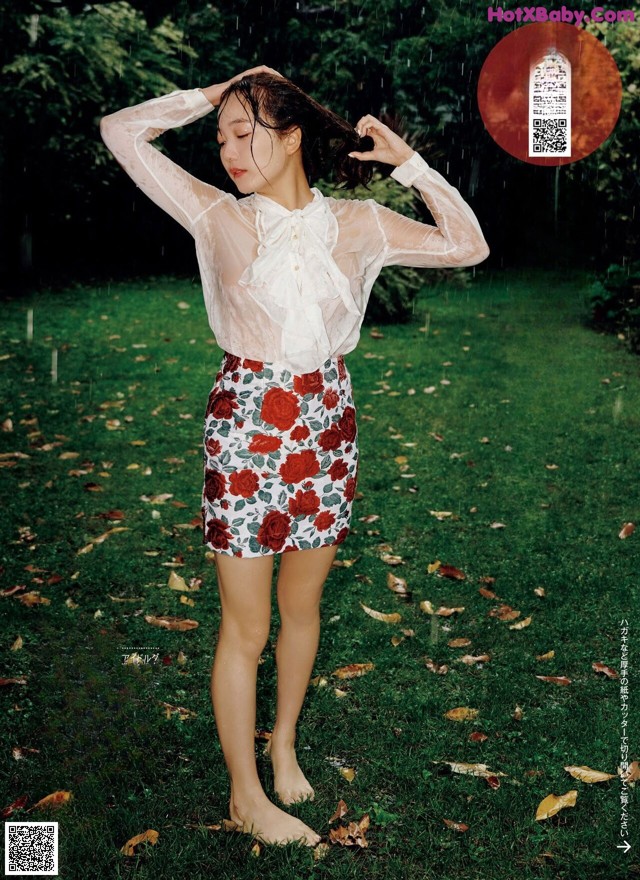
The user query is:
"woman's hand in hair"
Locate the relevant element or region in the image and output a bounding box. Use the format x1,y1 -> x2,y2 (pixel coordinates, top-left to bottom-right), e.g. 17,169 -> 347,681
348,115 -> 415,167
202,66 -> 285,107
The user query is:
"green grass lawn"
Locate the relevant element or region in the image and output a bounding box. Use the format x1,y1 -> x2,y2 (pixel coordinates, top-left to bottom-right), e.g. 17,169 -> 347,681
0,267 -> 637,879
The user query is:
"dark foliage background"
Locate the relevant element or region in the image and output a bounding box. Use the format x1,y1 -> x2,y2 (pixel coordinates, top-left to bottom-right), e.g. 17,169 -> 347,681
0,0 -> 638,295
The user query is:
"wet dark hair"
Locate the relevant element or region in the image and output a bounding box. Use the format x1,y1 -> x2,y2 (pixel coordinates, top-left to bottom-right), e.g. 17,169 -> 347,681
217,72 -> 375,189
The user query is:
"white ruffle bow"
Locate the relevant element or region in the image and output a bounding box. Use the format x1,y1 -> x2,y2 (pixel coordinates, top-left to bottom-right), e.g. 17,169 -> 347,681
237,187 -> 360,374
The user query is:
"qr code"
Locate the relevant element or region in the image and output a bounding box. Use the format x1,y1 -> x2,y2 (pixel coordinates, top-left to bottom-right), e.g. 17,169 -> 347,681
4,822 -> 58,876
532,117 -> 567,153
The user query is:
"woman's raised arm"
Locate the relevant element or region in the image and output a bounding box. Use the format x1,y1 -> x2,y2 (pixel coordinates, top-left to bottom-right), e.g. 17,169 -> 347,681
99,88 -> 222,237
350,115 -> 489,269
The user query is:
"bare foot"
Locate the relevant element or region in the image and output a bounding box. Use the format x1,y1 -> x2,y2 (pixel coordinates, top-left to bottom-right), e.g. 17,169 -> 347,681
229,793 -> 321,847
264,736 -> 315,806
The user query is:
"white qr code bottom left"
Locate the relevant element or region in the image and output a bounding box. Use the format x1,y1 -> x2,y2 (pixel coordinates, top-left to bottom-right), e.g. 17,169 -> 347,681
5,823 -> 58,876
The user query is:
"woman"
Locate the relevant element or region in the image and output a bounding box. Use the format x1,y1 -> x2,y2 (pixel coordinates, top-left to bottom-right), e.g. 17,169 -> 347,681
100,64 -> 489,848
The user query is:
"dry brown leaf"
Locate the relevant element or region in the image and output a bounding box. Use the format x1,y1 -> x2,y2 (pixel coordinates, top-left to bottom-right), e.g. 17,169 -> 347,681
16,592 -> 50,606
93,527 -> 128,544
564,765 -> 616,783
448,637 -> 472,647
29,791 -> 73,812
489,604 -> 520,621
430,510 -> 453,520
433,761 -> 507,778
386,572 -> 409,595
435,605 -> 465,616
469,731 -> 489,742
536,675 -> 572,686
159,701 -> 197,721
534,586 -> 546,597
328,799 -> 349,823
509,615 -> 532,630
459,654 -> 490,665
0,677 -> 28,686
443,818 -> 469,831
621,761 -> 640,784
168,571 -> 189,592
427,560 -> 441,574
535,790 -> 577,820
536,650 -> 555,660
619,522 -> 635,539
339,768 -> 356,782
380,553 -> 404,565
437,564 -> 466,580
120,829 -> 159,856
479,587 -> 499,599
331,557 -> 358,568
592,661 -> 619,679
144,615 -> 199,631
444,707 -> 479,722
328,812 -> 368,846
0,794 -> 29,818
423,657 -> 448,674
360,602 -> 401,623
10,636 -> 23,651
333,663 -> 375,680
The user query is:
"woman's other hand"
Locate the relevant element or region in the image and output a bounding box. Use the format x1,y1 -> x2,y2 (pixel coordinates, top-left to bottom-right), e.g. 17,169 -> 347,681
348,115 -> 415,167
201,66 -> 285,107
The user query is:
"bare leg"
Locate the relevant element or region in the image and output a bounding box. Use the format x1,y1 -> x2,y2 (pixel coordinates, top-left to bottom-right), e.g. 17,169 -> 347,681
211,552 -> 321,847
266,543 -> 339,804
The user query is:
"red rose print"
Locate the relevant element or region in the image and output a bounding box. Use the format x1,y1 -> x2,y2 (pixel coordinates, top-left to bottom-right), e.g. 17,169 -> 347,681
318,424 -> 343,451
323,388 -> 339,410
279,450 -> 320,484
260,387 -> 300,431
257,510 -> 291,551
229,470 -> 259,498
249,434 -> 282,453
204,468 -> 226,501
329,460 -> 349,481
293,370 -> 324,397
205,437 -> 222,457
338,406 -> 357,443
288,489 -> 321,517
338,357 -> 347,381
335,526 -> 350,544
224,353 -> 241,373
206,388 -> 239,420
314,511 -> 336,531
344,476 -> 356,502
205,517 -> 233,550
243,358 -> 264,372
290,425 -> 311,441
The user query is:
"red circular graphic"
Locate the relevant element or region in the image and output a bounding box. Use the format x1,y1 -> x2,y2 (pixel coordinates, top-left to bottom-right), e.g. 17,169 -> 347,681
477,22 -> 622,165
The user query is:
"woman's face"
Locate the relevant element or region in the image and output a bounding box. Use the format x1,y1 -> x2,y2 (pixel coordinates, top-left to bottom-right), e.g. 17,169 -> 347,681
216,91 -> 289,195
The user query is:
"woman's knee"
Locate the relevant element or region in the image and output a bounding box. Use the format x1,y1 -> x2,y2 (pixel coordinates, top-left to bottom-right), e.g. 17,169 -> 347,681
214,553 -> 274,656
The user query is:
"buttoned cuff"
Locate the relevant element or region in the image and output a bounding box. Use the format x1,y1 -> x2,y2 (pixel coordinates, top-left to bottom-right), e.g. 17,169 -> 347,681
390,151 -> 431,187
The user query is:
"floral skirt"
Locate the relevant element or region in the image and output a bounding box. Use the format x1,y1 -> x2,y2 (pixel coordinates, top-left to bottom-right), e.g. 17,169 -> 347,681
202,351 -> 359,557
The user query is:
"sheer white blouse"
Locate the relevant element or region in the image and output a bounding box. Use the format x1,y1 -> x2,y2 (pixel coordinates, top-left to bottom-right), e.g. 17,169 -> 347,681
99,88 -> 489,374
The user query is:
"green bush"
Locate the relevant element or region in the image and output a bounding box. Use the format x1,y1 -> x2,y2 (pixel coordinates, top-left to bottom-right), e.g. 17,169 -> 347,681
589,261 -> 640,354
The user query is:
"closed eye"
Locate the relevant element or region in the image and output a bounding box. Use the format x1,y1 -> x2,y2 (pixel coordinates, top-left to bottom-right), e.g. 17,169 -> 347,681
217,134 -> 250,147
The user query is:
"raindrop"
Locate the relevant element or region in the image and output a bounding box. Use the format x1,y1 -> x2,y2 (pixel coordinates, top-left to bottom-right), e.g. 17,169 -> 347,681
461,62 -> 465,76
429,48 -> 433,62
